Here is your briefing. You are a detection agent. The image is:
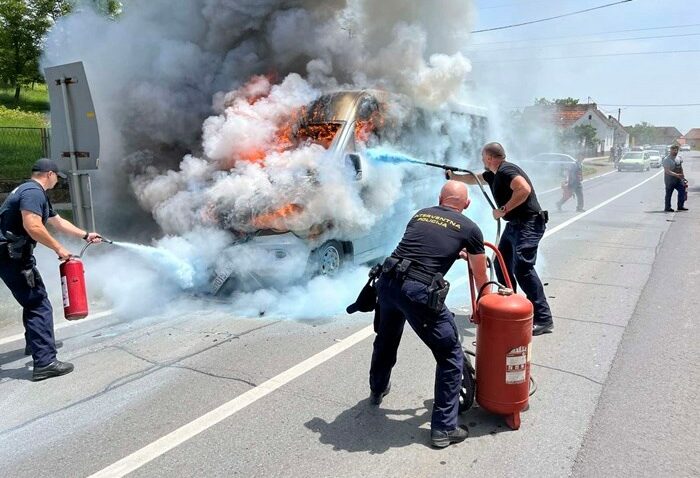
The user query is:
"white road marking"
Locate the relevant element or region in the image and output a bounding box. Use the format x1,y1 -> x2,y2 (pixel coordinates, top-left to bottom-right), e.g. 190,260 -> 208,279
87,326 -> 375,478
452,170 -> 664,288
89,168 -> 664,477
0,309 -> 115,347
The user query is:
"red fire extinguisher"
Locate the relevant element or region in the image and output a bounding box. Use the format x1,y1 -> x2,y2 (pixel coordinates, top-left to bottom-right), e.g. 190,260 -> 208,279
60,256 -> 89,320
468,241 -> 533,430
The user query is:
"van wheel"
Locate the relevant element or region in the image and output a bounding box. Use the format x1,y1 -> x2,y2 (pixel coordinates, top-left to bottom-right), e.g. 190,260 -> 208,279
311,240 -> 344,276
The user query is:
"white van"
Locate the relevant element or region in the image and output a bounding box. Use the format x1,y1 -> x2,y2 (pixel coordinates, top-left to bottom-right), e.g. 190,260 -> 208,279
211,90 -> 488,294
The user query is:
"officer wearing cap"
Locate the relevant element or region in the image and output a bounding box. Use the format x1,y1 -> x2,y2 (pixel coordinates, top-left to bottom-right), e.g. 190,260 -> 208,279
369,181 -> 491,448
448,142 -> 554,336
0,159 -> 103,381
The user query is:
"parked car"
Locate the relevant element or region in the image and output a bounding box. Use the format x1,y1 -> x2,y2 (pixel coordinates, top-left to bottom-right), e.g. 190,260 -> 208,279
618,151 -> 650,172
651,145 -> 667,156
680,144 -> 691,152
646,150 -> 662,168
517,152 -> 576,178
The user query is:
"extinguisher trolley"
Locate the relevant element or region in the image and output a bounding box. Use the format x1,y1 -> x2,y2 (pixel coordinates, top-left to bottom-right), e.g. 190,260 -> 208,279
467,242 -> 533,430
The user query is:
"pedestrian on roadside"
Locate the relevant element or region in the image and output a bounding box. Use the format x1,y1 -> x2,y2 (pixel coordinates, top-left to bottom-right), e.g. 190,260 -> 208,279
663,145 -> 688,212
369,180 -> 491,448
556,154 -> 585,212
448,142 -> 554,335
0,159 -> 104,381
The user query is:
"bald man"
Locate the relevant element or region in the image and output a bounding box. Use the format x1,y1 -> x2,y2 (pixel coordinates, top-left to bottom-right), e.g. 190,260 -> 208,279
369,180 -> 490,448
448,142 -> 553,336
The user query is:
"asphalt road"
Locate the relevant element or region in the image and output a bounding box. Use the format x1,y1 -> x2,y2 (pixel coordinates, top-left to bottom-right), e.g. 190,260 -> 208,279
1,153 -> 698,477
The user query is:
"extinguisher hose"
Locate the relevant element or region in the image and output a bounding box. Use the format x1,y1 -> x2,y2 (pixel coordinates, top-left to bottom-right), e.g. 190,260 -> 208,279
77,236 -> 114,258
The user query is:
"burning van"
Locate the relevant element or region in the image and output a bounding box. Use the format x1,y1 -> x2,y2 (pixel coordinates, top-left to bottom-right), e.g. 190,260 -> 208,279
210,90 -> 488,295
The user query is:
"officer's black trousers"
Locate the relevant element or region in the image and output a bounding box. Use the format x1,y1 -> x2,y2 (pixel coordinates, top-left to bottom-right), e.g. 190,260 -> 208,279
0,256 -> 57,367
370,275 -> 464,432
495,217 -> 553,326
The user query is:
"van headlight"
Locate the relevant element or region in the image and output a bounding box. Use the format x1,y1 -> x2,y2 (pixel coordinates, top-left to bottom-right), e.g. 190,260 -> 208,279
274,250 -> 287,259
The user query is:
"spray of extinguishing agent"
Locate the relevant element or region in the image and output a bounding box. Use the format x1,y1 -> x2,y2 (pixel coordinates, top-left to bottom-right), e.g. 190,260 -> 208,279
61,237 -> 198,321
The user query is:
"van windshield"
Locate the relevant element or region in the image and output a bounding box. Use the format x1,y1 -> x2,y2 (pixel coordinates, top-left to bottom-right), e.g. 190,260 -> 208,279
623,152 -> 643,159
294,122 -> 342,149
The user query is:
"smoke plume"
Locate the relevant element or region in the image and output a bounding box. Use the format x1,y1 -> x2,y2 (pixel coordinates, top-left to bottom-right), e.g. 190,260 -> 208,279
41,0 -> 486,316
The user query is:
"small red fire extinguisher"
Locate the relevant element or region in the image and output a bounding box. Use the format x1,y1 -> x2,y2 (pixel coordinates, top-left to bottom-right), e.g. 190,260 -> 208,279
468,242 -> 533,430
60,257 -> 89,320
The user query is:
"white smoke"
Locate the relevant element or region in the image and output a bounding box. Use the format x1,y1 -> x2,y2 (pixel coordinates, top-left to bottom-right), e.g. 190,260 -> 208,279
41,0 -> 486,315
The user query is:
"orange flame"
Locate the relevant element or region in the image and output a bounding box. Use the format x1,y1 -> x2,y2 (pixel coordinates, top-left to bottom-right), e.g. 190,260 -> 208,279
251,203 -> 304,231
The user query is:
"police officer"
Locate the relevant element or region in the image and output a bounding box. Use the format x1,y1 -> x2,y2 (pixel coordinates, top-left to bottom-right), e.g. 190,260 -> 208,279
0,158 -> 103,381
448,142 -> 554,336
663,145 -> 688,212
369,181 -> 490,448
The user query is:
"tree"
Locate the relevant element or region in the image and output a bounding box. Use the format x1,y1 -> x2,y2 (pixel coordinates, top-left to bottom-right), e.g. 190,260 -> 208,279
553,97 -> 579,106
626,122 -> 659,146
560,124 -> 599,155
534,97 -> 580,106
0,0 -> 120,102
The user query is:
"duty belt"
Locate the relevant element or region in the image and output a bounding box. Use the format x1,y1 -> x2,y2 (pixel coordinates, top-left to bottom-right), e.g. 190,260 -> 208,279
382,256 -> 434,285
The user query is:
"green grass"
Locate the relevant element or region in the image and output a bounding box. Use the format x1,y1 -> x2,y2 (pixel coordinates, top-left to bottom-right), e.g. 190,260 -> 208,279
0,106 -> 50,179
0,83 -> 50,113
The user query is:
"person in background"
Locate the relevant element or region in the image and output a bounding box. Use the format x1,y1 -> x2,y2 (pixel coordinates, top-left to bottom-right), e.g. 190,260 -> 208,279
662,145 -> 687,212
557,154 -> 585,212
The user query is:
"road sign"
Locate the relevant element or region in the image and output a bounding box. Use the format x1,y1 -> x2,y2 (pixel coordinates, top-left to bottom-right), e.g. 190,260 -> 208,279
44,61 -> 100,230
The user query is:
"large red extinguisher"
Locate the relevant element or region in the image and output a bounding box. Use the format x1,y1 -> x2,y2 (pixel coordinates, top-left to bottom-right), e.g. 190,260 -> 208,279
60,256 -> 89,320
468,242 -> 533,430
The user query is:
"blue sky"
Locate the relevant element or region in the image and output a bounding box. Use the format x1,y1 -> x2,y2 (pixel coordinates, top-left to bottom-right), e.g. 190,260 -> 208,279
468,0 -> 699,133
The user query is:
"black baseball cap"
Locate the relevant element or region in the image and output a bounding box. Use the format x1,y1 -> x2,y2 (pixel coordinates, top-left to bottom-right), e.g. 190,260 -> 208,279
32,158 -> 67,178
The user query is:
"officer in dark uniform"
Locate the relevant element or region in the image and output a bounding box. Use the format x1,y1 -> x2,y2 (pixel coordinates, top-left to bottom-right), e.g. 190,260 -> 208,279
448,142 -> 554,336
0,159 -> 103,381
369,181 -> 491,448
663,145 -> 687,212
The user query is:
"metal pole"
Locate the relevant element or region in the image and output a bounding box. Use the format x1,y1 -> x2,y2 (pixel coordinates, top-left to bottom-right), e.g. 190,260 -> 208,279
59,78 -> 87,229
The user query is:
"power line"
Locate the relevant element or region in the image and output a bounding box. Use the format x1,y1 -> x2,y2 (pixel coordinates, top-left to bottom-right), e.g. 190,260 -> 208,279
470,23 -> 700,46
471,48 -> 700,63
598,103 -> 700,107
468,32 -> 700,53
471,0 -> 634,33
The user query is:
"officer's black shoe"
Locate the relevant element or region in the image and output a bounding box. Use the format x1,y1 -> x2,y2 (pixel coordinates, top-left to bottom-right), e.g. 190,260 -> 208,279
369,382 -> 391,405
678,207 -> 689,211
664,208 -> 675,212
576,208 -> 586,212
532,322 -> 554,336
431,425 -> 469,448
32,360 -> 74,381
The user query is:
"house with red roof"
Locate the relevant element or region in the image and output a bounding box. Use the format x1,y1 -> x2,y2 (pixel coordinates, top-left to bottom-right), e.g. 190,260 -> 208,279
685,128 -> 700,148
522,103 -> 617,154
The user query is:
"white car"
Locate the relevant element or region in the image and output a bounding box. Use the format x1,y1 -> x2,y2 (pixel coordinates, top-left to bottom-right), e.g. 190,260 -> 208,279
646,150 -> 662,168
618,151 -> 650,172
680,144 -> 691,152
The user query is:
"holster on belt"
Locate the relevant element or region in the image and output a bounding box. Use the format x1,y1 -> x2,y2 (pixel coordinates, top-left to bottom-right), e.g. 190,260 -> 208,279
426,273 -> 449,312
4,231 -> 32,261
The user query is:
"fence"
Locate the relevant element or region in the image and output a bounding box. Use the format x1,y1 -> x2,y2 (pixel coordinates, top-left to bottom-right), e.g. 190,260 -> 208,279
0,127 -> 51,179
